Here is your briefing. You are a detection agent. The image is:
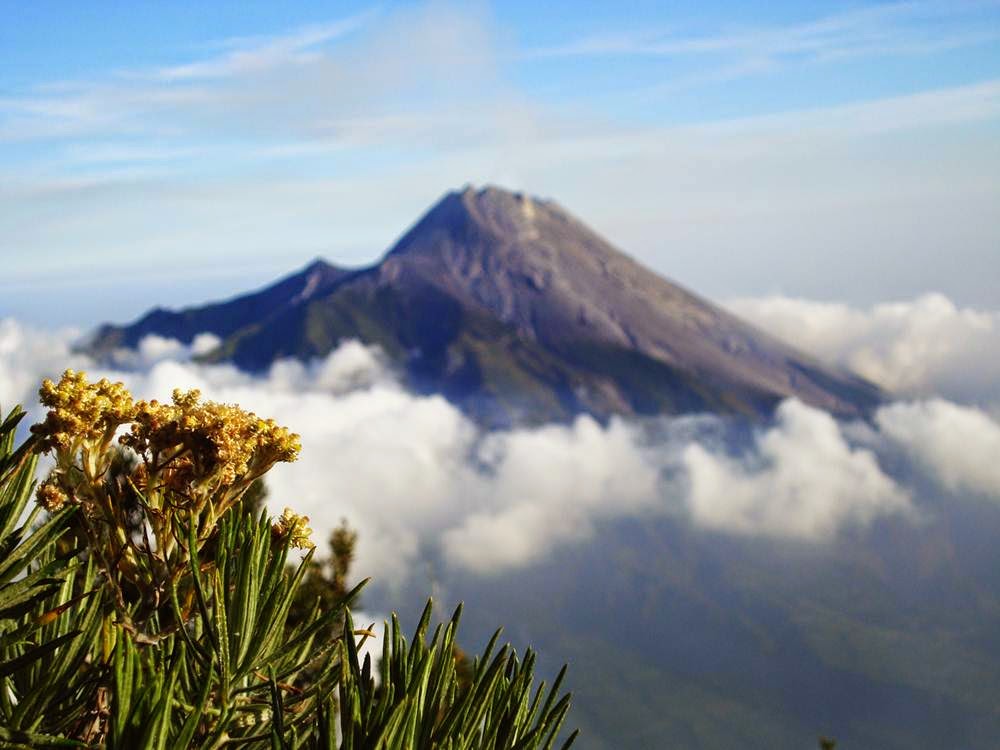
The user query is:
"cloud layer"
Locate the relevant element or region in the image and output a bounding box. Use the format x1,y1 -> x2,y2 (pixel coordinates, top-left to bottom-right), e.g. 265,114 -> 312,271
3,304 -> 1000,586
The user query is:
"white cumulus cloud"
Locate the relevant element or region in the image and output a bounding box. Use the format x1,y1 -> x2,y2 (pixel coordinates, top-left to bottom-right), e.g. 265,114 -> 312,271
108,332 -> 222,369
727,293 -> 1000,407
0,318 -> 88,419
440,416 -> 660,574
876,399 -> 1000,498
682,399 -> 911,538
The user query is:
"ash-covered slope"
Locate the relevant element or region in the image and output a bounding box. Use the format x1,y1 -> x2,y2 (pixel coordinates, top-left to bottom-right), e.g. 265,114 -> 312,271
89,185 -> 882,423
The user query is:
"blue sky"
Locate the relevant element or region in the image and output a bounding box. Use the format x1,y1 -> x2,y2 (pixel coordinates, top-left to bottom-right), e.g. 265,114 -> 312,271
2,0 -> 999,326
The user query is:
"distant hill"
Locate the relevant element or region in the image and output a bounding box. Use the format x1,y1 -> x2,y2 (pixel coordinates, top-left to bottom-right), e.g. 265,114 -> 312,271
89,185 -> 881,423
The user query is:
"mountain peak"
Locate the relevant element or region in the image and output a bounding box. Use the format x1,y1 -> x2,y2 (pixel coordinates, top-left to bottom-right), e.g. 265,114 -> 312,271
458,182 -> 542,211
302,257 -> 337,273
292,258 -> 343,304
455,183 -> 562,233
89,184 -> 883,423
387,184 -> 605,273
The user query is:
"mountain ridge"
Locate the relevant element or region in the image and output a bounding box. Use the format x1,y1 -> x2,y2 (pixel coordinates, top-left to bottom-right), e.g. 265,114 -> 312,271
88,184 -> 883,424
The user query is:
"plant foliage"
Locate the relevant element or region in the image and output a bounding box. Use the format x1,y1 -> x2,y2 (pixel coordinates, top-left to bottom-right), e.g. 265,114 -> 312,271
0,372 -> 575,748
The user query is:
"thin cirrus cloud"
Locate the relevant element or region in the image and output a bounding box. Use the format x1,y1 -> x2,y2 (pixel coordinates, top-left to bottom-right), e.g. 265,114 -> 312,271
0,11 -> 374,122
145,14 -> 375,83
4,293 -> 1000,583
4,2 -> 998,172
0,4 -> 503,147
528,1 -> 1000,65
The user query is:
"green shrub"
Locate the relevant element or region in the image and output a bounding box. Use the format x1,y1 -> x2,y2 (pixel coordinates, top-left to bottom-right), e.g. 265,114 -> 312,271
0,371 -> 576,748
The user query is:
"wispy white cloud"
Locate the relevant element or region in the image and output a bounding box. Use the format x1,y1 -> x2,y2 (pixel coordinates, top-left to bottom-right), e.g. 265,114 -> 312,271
525,0 -> 1000,111
145,15 -> 374,82
0,4 -> 504,147
11,2 -> 993,161
708,78 -> 1000,135
530,1 -> 1000,72
59,143 -> 203,165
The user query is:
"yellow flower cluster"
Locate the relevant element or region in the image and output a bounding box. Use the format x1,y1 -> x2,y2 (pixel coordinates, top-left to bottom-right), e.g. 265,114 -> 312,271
31,371 -> 301,524
29,370 -> 314,623
121,388 -> 301,493
31,369 -> 134,453
35,480 -> 69,512
272,507 -> 316,550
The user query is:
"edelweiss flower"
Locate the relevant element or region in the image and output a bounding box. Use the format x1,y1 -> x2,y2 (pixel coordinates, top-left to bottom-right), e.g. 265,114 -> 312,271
121,388 -> 301,494
35,480 -> 69,512
272,507 -> 315,550
31,369 -> 135,454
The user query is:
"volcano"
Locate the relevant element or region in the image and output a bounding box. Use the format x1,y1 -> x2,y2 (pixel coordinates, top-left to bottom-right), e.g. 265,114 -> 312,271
89,185 -> 881,424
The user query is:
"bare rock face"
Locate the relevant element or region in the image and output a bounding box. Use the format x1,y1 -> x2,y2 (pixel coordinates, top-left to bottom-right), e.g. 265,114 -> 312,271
89,185 -> 882,424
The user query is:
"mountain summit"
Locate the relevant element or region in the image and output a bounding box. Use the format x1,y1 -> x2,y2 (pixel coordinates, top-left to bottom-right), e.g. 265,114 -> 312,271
90,185 -> 881,423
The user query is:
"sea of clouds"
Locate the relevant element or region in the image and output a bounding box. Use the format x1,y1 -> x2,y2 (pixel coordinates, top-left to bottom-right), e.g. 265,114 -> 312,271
2,292 -> 999,588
